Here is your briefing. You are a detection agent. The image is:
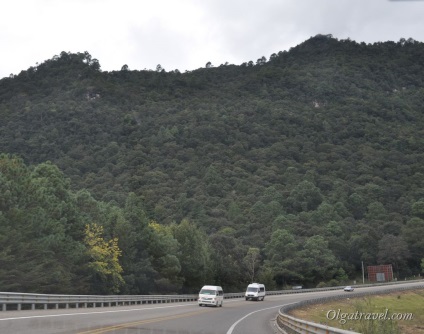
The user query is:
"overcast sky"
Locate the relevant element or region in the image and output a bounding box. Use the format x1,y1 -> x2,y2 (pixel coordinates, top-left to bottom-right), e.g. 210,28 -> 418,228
1,0 -> 423,79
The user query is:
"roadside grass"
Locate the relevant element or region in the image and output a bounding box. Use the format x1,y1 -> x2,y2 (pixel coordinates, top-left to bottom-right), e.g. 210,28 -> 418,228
289,289 -> 424,334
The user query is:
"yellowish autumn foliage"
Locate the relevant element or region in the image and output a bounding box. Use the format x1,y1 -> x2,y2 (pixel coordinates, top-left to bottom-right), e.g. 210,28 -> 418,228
84,223 -> 124,293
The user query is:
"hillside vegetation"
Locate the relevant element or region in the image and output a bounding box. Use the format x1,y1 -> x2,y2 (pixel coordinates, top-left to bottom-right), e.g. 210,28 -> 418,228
1,35 -> 424,294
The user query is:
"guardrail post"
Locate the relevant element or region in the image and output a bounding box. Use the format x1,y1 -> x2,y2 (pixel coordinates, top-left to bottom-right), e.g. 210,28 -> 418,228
17,303 -> 21,311
32,304 -> 35,310
2,304 -> 6,311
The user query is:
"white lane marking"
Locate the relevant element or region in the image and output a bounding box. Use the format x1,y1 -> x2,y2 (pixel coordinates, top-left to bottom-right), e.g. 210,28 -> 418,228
226,302 -> 298,334
0,303 -> 198,321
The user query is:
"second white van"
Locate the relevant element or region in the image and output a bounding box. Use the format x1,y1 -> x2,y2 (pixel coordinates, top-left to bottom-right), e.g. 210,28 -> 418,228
198,285 -> 224,307
245,283 -> 266,301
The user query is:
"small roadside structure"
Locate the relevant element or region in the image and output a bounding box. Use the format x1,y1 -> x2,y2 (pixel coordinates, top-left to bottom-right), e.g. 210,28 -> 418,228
367,264 -> 394,282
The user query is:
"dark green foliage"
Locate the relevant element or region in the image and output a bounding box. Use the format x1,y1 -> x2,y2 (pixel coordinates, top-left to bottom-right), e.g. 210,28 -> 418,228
1,36 -> 424,291
0,155 -> 89,293
171,219 -> 213,293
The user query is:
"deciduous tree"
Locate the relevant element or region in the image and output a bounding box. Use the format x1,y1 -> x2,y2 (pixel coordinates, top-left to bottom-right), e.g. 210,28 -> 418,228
84,223 -> 124,294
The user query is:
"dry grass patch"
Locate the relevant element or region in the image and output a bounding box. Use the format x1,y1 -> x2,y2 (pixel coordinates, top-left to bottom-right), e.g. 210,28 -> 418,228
289,289 -> 424,334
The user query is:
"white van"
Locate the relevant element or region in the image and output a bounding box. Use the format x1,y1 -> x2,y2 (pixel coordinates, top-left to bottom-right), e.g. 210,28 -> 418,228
198,285 -> 224,307
245,283 -> 266,301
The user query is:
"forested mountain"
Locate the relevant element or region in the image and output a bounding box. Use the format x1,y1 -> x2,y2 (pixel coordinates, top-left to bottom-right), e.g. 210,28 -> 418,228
1,35 -> 424,294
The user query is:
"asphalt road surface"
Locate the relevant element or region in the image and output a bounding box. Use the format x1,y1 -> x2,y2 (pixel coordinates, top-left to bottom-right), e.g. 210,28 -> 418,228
1,281 -> 422,334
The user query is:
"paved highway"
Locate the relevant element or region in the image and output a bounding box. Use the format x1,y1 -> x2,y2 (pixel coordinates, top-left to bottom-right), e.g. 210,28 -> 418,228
0,282 -> 422,334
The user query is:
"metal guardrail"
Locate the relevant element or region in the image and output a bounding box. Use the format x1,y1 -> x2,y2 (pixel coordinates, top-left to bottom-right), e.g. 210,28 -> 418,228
275,282 -> 424,334
0,292 -> 198,311
1,279 -> 422,312
277,313 -> 358,334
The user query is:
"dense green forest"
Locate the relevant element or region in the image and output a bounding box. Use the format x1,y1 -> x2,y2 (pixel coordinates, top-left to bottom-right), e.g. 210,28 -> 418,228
1,35 -> 424,295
